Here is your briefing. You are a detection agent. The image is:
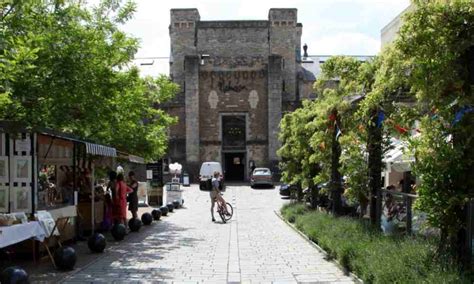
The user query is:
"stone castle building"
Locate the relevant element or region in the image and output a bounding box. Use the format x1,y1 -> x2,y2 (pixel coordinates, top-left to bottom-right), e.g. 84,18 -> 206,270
163,8 -> 368,181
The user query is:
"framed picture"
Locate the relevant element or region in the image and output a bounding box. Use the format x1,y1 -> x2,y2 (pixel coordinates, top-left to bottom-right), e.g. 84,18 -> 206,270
13,156 -> 32,183
0,156 -> 8,183
12,186 -> 31,213
0,186 -> 8,212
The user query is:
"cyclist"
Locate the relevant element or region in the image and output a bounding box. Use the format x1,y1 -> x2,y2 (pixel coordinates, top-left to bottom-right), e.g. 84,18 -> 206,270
210,171 -> 228,222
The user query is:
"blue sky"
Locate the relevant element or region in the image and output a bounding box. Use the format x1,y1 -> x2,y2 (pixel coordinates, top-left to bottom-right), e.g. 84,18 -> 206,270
120,0 -> 410,58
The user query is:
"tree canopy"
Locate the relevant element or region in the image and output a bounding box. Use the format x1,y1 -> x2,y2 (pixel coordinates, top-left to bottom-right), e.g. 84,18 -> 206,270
0,0 -> 178,160
278,0 -> 474,263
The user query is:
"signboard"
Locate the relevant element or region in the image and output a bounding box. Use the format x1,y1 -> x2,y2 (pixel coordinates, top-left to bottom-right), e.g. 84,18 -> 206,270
146,170 -> 153,180
15,138 -> 31,153
146,162 -> 163,184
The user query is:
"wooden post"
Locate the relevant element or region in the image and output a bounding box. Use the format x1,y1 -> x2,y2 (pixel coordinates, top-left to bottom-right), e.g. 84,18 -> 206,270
91,161 -> 95,233
402,171 -> 413,234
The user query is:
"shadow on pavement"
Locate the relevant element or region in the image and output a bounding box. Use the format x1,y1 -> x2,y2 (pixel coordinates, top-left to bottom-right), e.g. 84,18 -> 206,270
24,213 -> 202,283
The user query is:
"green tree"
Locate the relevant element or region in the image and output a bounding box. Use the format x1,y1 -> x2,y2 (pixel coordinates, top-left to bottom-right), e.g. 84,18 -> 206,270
0,0 -> 178,159
395,0 -> 474,264
278,56 -> 376,212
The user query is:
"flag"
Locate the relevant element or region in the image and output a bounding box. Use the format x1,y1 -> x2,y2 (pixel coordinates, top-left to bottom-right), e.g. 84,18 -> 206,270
376,110 -> 385,128
394,124 -> 408,134
336,125 -> 342,140
319,142 -> 326,150
452,106 -> 474,126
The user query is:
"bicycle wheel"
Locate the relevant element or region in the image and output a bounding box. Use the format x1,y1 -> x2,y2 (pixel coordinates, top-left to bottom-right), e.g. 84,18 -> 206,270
223,202 -> 233,221
217,206 -> 226,223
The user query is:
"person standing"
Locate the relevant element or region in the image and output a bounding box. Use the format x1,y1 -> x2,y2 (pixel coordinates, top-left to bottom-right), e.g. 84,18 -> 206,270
113,173 -> 132,225
127,171 -> 139,219
106,171 -> 117,200
210,171 -> 228,222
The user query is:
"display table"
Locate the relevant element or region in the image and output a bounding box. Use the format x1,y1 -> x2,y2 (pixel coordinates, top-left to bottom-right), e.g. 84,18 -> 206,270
0,222 -> 46,249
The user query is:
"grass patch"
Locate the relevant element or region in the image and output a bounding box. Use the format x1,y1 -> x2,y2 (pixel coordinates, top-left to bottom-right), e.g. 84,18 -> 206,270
281,203 -> 465,283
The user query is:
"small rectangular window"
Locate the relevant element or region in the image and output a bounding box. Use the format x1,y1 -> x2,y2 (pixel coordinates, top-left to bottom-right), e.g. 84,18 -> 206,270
174,23 -> 180,28
281,21 -> 287,26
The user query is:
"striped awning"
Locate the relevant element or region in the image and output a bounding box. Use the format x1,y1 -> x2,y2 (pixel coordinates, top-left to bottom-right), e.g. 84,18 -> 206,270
85,142 -> 117,157
128,154 -> 145,164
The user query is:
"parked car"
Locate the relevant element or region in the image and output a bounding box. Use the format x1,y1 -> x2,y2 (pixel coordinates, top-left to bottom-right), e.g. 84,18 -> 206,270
250,168 -> 273,188
279,184 -> 299,197
199,162 -> 225,191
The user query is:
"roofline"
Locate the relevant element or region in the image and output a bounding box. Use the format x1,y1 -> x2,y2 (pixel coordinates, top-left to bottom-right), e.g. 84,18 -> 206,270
381,4 -> 412,33
132,55 -> 376,59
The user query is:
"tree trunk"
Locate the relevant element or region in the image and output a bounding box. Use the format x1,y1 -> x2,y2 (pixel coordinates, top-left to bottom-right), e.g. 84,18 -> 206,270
451,45 -> 474,269
331,110 -> 342,215
368,108 -> 382,227
296,182 -> 303,202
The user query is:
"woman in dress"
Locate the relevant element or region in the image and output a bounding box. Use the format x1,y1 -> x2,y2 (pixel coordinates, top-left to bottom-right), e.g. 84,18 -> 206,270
127,171 -> 139,219
113,173 -> 132,225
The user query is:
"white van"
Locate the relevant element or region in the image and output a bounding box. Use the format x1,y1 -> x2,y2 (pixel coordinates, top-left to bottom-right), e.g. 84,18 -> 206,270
199,162 -> 224,191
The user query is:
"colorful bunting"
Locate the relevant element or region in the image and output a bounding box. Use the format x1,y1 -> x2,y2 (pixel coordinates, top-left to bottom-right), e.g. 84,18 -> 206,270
452,106 -> 474,126
376,110 -> 385,128
394,124 -> 408,134
319,142 -> 326,150
336,125 -> 342,140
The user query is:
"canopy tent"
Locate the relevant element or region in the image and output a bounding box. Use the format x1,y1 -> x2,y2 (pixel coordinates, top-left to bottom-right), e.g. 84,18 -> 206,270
384,138 -> 414,173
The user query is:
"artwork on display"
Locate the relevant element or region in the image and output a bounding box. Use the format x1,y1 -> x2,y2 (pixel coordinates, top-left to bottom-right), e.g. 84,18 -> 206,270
0,156 -> 8,183
0,186 -> 8,212
12,156 -> 32,183
12,186 -> 31,213
35,210 -> 59,236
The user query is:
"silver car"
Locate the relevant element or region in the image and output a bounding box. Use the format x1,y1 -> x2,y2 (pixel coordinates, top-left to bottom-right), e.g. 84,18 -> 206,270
250,168 -> 273,188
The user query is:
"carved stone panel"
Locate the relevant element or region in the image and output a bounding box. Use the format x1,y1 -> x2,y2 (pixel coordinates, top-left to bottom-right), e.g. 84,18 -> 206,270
208,90 -> 218,109
248,90 -> 259,109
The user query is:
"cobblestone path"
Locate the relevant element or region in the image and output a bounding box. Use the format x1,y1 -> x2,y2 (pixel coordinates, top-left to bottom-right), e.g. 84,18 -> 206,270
61,184 -> 354,283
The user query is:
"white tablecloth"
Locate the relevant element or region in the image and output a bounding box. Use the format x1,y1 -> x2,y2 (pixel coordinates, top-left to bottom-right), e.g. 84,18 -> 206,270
0,222 -> 47,248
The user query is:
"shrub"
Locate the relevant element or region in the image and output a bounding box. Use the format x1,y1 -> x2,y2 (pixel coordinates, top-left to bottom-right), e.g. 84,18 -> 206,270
281,203 -> 465,283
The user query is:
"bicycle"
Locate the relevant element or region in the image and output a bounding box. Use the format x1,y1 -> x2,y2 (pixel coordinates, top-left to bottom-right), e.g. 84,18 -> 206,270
215,199 -> 233,223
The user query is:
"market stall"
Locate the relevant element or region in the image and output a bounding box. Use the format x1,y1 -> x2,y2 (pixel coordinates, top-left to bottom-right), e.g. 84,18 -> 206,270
383,138 -> 415,190
0,121 -> 116,241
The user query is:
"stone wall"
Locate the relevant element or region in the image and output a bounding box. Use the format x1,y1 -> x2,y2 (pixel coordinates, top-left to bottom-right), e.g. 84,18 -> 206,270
269,9 -> 298,102
198,68 -> 269,165
167,8 -> 303,178
267,55 -> 282,163
184,55 -> 200,172
197,21 -> 269,57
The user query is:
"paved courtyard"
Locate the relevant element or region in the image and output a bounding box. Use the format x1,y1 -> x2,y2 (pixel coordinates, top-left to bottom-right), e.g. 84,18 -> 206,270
60,184 -> 355,283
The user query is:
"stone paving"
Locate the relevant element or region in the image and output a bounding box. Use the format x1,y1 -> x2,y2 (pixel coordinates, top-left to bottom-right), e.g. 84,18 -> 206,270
60,184 -> 355,283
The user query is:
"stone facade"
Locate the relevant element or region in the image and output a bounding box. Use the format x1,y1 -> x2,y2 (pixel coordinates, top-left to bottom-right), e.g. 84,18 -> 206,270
166,8 -> 317,181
